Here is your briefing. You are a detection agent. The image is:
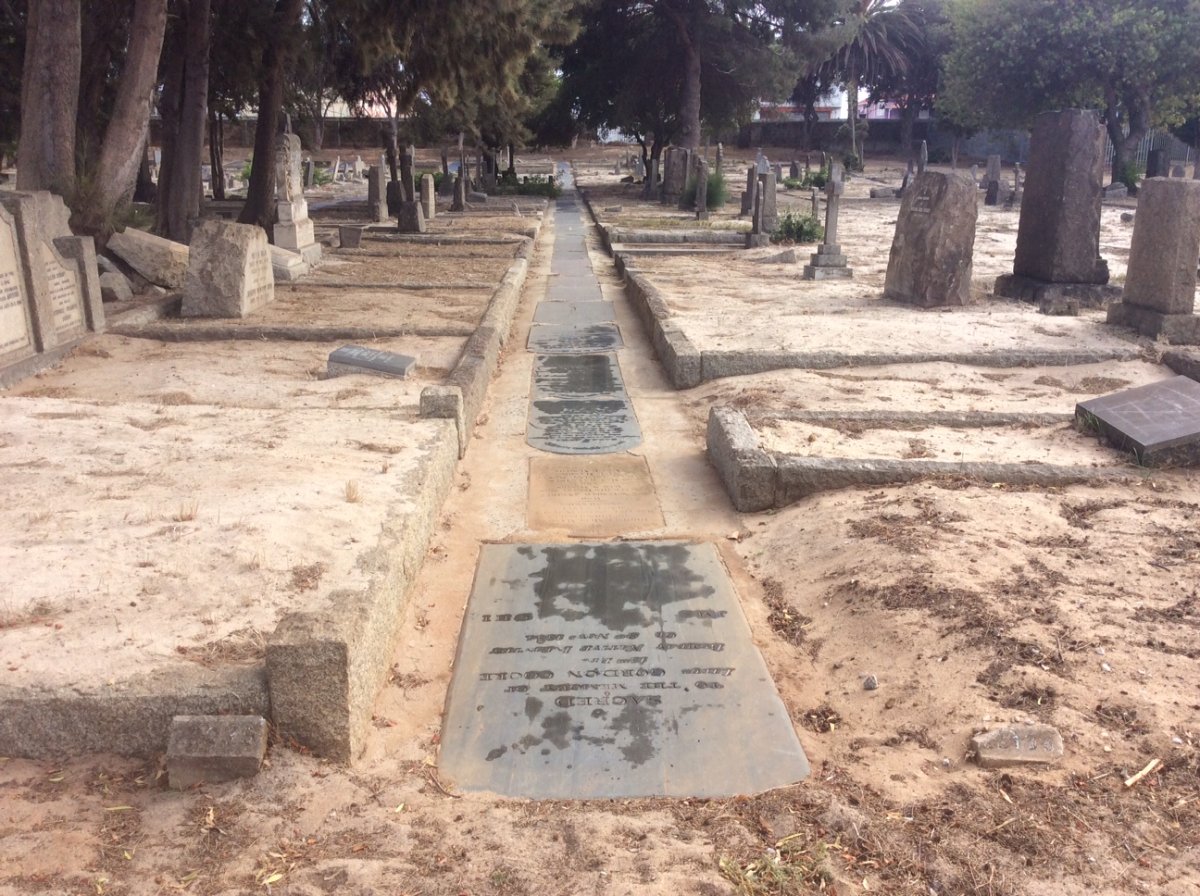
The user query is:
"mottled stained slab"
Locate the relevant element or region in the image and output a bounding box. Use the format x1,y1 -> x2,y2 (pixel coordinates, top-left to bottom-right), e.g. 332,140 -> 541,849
533,353 -> 624,398
440,542 -> 810,798
528,398 -> 641,454
527,322 -> 623,353
1076,375 -> 1200,466
528,455 -> 664,535
533,301 -> 615,326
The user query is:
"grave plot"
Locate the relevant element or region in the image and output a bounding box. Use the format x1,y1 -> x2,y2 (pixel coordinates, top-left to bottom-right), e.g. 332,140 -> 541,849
440,541 -> 809,798
301,242 -> 518,290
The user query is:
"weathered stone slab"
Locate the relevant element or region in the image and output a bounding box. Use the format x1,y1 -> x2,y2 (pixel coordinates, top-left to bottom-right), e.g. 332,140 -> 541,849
338,225 -> 364,249
108,227 -> 189,289
528,398 -> 642,455
396,200 -> 426,234
527,323 -> 624,353
971,724 -> 1063,769
532,301 -> 615,326
420,173 -> 436,221
1076,375 -> 1200,466
270,245 -> 309,282
1119,178 -> 1200,314
0,204 -> 37,369
528,456 -> 665,535
327,344 -> 417,379
533,353 -> 623,398
884,172 -> 977,307
166,715 -> 268,789
439,542 -> 810,798
182,220 -> 274,318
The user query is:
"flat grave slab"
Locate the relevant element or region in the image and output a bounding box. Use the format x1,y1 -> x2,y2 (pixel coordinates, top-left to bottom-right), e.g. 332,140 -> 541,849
327,344 -> 418,379
528,397 -> 642,454
533,353 -> 624,398
533,302 -> 615,327
1076,375 -> 1200,466
545,282 -> 605,303
528,455 -> 664,536
527,323 -> 623,353
440,541 -> 810,798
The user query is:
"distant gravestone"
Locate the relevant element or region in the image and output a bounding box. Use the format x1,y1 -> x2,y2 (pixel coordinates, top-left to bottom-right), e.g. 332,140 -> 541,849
789,160 -> 800,180
451,171 -> 467,212
758,170 -> 778,232
420,173 -> 436,222
994,109 -> 1117,308
367,166 -> 388,222
273,133 -> 321,266
884,172 -> 977,307
694,159 -> 709,222
746,177 -> 770,249
1171,164 -> 1187,178
1145,148 -> 1168,179
917,140 -> 928,175
1107,178 -> 1200,342
664,147 -> 690,206
740,165 -> 756,216
802,162 -> 852,279
1076,376 -> 1200,466
396,200 -> 426,234
0,191 -> 104,386
182,220 -> 274,318
327,344 -> 418,379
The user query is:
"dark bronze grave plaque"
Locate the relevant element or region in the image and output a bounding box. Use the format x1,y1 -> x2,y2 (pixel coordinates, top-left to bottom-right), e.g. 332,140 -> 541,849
1076,375 -> 1200,466
533,301 -> 615,326
440,542 -> 810,798
528,455 -> 665,535
527,323 -> 623,353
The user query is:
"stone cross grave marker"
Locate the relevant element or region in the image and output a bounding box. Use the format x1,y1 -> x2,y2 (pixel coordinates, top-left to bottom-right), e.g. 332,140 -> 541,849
182,220 -> 274,318
884,172 -> 978,307
1076,375 -> 1200,467
802,161 -> 852,279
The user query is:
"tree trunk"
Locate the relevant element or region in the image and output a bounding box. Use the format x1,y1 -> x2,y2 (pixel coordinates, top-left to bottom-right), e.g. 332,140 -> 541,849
209,109 -> 226,201
156,0 -> 209,242
662,4 -> 701,150
899,100 -> 916,156
238,0 -> 305,230
17,0 -> 81,194
846,65 -> 859,162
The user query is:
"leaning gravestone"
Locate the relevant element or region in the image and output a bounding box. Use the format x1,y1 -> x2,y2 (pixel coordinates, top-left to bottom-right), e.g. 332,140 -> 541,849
994,109 -> 1118,308
1106,178 -> 1200,342
182,220 -> 274,318
1076,376 -> 1200,466
0,191 -> 104,386
108,227 -> 189,288
273,133 -> 322,266
884,172 -> 977,307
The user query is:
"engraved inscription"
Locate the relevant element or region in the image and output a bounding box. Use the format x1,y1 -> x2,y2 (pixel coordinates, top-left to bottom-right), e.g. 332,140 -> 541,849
41,243 -> 84,335
0,217 -> 34,359
243,246 -> 274,310
910,189 -> 934,215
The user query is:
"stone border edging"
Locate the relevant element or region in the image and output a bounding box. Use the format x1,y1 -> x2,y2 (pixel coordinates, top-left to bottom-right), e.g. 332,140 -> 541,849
110,323 -> 476,341
420,235 -> 538,457
707,406 -> 1136,512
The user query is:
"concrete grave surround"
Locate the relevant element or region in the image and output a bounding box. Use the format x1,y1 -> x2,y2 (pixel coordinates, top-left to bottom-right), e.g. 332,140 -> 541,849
1106,178 -> 1200,342
1076,375 -> 1200,466
182,220 -> 275,318
326,344 -> 418,379
439,542 -> 810,798
995,109 -> 1116,306
108,227 -> 190,289
884,172 -> 978,307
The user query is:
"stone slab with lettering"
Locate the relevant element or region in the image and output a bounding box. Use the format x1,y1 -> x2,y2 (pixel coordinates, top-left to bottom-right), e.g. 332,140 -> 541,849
439,542 -> 810,798
528,323 -> 624,354
326,344 -> 417,379
972,724 -> 1063,768
270,245 -> 309,283
182,220 -> 274,318
528,353 -> 641,454
1076,375 -> 1200,466
884,172 -> 977,307
528,455 -> 664,535
0,204 -> 38,371
108,227 -> 190,289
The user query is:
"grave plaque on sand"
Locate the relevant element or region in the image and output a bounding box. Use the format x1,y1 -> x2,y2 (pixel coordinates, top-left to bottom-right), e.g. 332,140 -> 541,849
327,345 -> 418,379
1076,376 -> 1200,466
884,172 -> 977,307
440,542 -> 810,798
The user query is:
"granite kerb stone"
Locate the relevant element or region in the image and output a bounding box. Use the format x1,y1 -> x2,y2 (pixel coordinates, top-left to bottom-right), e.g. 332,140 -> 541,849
109,322 -> 474,342
266,419 -> 458,762
607,228 -> 746,246
0,665 -> 268,759
706,407 -> 778,512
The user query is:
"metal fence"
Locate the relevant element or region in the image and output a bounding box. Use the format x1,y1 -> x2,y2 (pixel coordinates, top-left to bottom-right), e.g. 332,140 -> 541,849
1104,128 -> 1193,170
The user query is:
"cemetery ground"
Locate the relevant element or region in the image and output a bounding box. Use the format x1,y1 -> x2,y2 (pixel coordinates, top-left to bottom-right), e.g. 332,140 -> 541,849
0,147 -> 1197,896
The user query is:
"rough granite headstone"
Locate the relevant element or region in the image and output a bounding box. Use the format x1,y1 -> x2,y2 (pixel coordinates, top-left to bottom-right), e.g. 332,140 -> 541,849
884,172 -> 977,307
971,724 -> 1063,768
1106,178 -> 1200,342
995,110 -> 1116,307
1076,375 -> 1200,466
108,227 -> 190,288
327,344 -> 418,379
182,219 -> 274,318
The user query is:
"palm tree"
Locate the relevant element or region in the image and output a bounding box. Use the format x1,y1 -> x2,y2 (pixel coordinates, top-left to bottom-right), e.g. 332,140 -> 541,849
816,0 -> 923,163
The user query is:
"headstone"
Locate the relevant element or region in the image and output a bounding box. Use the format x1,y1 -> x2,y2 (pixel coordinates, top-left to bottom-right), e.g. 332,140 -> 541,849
1076,376 -> 1200,466
385,180 -> 404,217
755,148 -> 768,175
746,178 -> 770,249
811,187 -> 820,219
331,154 -> 341,181
757,170 -> 778,232
181,219 -> 274,318
302,159 -> 315,188
970,164 -> 980,185
715,142 -> 724,175
984,154 -> 1002,206
167,715 -> 268,789
773,163 -> 783,183
108,227 -> 189,288
740,165 -> 756,216
802,162 -> 852,279
273,133 -> 321,266
351,155 -> 366,179
270,245 -> 308,282
917,140 -> 928,175
1171,164 -> 1186,178
994,109 -> 1117,307
1145,148 -> 1168,179
632,155 -> 645,180
327,344 -> 418,379
399,149 -> 416,203
451,171 -> 467,212
694,159 -> 709,221
396,200 -> 426,234
420,173 -> 436,221
0,192 -> 104,385
366,166 -> 388,222
789,161 -> 800,180
1106,178 -> 1200,342
883,172 -> 978,307
971,724 -> 1063,769
338,225 -> 364,249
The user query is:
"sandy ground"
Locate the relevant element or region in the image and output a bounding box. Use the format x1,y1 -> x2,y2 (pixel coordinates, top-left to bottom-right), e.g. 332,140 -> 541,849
0,147 -> 1197,896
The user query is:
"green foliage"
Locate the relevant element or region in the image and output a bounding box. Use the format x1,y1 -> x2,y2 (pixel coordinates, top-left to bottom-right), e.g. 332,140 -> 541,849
772,211 -> 824,244
1116,161 -> 1143,191
239,158 -> 253,182
680,171 -> 728,210
312,166 -> 334,187
783,166 -> 830,190
493,173 -> 561,198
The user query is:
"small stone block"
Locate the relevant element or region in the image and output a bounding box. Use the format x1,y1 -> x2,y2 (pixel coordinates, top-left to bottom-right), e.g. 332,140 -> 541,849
327,344 -> 417,379
971,724 -> 1063,768
166,715 -> 268,789
338,225 -> 364,249
802,265 -> 853,280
